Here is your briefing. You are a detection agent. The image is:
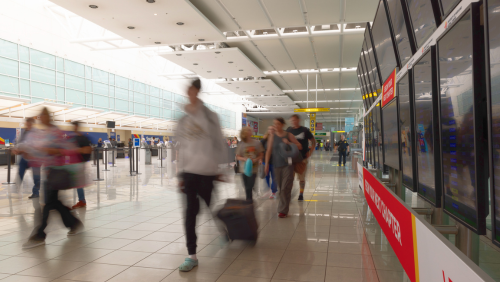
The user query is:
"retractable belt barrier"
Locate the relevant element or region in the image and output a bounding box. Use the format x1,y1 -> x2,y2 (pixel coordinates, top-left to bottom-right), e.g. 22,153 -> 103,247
2,148 -> 15,185
93,148 -> 103,181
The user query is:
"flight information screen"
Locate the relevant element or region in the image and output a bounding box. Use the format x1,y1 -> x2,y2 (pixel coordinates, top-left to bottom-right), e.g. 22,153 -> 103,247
386,0 -> 413,65
413,51 -> 437,204
398,73 -> 414,190
406,0 -> 437,48
372,0 -> 399,82
439,11 -> 478,229
487,0 -> 500,241
440,0 -> 461,17
383,99 -> 400,170
364,28 -> 382,88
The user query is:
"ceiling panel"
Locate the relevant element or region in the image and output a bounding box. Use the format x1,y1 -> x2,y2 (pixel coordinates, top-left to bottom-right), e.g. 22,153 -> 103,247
248,112 -> 308,120
319,73 -> 340,89
227,41 -> 274,71
269,76 -> 292,90
313,36 -> 341,68
217,79 -> 283,95
345,0 -> 379,22
305,0 -> 342,25
190,0 -> 240,32
281,74 -> 306,89
159,48 -> 264,79
255,40 -> 295,70
340,72 -> 359,87
264,0 -> 305,27
342,33 -> 365,67
282,38 -> 317,70
246,95 -> 295,105
50,0 -> 226,45
222,0 -> 271,30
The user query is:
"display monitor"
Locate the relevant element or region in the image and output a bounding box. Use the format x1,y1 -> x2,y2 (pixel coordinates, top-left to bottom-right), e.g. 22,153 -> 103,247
406,0 -> 438,48
413,51 -> 439,205
106,121 -> 115,128
439,6 -> 487,233
360,55 -> 374,105
372,0 -> 399,83
364,26 -> 383,87
386,0 -> 414,65
398,72 -> 416,191
440,0 -> 461,17
383,99 -> 400,170
487,0 -> 500,243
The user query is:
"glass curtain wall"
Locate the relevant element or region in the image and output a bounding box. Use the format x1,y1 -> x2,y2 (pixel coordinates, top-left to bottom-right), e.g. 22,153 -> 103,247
0,38 -> 237,129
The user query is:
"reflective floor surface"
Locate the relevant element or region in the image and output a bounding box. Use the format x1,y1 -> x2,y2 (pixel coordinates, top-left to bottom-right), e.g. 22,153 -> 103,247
0,151 -> 494,281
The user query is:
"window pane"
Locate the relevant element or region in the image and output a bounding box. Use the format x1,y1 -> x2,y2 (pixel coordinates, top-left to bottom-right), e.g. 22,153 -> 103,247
150,106 -> 160,117
94,94 -> 108,108
174,102 -> 183,111
56,57 -> 64,71
150,86 -> 160,96
66,89 -> 86,104
86,93 -> 93,106
31,66 -> 55,84
135,103 -> 146,114
109,74 -> 115,85
65,60 -> 85,77
31,81 -> 55,99
109,86 -> 115,97
163,100 -> 171,109
115,87 -> 128,99
30,49 -> 55,69
92,68 -> 108,83
116,99 -> 128,111
93,81 -> 108,96
115,76 -> 128,88
0,39 -> 18,60
0,75 -> 18,94
109,98 -> 114,109
20,79 -> 30,96
150,97 -> 159,105
86,80 -> 92,92
85,66 -> 92,78
19,46 -> 29,62
0,57 -> 18,77
134,92 -> 145,103
56,72 -> 64,86
65,74 -> 85,91
163,90 -> 172,100
134,81 -> 146,93
174,111 -> 183,120
164,109 -> 172,119
57,87 -> 64,101
20,63 -> 29,79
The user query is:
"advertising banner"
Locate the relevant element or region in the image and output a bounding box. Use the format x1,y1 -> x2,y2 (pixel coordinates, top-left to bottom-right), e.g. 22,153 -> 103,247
363,168 -> 495,282
382,68 -> 397,107
309,113 -> 316,135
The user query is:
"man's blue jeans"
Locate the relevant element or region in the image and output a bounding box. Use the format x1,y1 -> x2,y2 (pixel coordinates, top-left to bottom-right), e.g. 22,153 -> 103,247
77,188 -> 86,203
19,157 -> 41,196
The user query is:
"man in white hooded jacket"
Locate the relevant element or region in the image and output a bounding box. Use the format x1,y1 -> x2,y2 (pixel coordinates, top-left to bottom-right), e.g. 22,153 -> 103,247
176,79 -> 226,272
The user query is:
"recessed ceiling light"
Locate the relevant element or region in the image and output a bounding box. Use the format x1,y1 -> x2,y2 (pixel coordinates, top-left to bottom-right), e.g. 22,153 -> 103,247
228,61 -> 233,64
207,71 -> 211,73
236,87 -> 239,89
154,13 -> 157,16
239,69 -> 243,71
243,91 -> 246,92
155,42 -> 161,44
146,0 -> 155,3
89,5 -> 98,9
198,39 -> 205,42
127,26 -> 135,29
177,22 -> 184,25
228,83 -> 232,84
255,82 -> 258,83
215,51 -> 221,54
176,54 -> 182,56
261,86 -> 265,88
193,63 -> 198,65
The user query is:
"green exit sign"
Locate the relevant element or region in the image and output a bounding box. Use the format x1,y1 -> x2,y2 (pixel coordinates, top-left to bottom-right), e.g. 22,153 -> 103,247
314,133 -> 327,136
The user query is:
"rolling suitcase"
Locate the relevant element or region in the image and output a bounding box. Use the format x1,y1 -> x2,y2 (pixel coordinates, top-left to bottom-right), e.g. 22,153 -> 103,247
216,199 -> 258,242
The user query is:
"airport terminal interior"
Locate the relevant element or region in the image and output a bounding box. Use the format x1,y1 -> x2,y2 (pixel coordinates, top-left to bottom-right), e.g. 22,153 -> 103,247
0,0 -> 500,281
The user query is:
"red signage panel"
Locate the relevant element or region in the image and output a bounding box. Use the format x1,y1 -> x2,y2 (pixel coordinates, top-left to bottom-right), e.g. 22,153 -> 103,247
363,168 -> 416,282
382,68 -> 397,107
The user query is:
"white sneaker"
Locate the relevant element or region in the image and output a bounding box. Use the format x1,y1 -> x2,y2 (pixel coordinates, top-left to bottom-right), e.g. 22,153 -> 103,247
269,193 -> 276,199
67,223 -> 84,236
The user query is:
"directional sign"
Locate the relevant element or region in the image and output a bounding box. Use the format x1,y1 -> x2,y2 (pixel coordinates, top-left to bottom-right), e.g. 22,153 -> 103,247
309,113 -> 316,135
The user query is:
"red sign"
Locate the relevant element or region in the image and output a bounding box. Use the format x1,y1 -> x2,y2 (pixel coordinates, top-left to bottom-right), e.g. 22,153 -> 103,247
316,123 -> 323,130
382,68 -> 397,107
363,168 -> 417,282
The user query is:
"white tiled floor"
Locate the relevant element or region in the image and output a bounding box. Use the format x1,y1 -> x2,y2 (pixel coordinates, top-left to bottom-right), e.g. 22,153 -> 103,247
0,151 -> 497,281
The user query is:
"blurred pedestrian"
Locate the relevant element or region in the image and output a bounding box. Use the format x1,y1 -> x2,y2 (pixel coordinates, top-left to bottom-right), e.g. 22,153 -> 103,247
287,114 -> 315,201
265,117 -> 302,218
236,127 -> 263,202
14,117 -> 41,199
71,121 -> 92,209
97,138 -> 103,147
22,108 -> 85,249
176,79 -> 226,272
261,126 -> 277,198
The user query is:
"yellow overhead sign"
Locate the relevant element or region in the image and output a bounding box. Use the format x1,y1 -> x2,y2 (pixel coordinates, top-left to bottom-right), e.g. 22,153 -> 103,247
294,108 -> 330,113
